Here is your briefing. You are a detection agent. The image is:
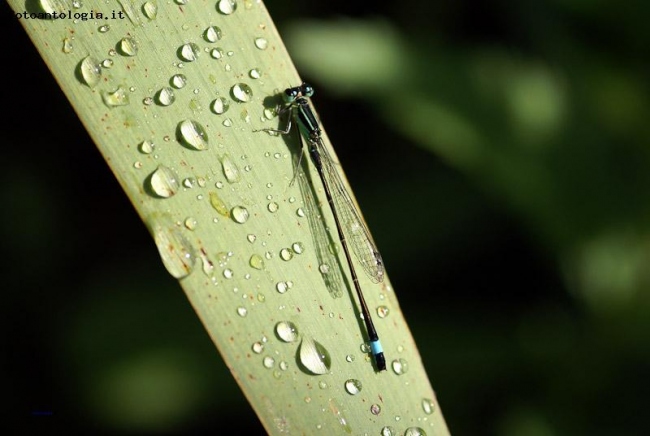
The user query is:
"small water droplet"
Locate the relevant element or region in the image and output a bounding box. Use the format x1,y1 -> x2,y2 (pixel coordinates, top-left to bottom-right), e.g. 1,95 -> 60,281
177,120 -> 209,150
230,206 -> 249,224
377,305 -> 389,318
119,36 -> 138,56
62,37 -> 73,54
280,248 -> 293,261
98,25 -> 110,33
203,25 -> 223,42
380,426 -> 397,436
421,398 -> 435,415
210,47 -> 224,59
292,242 -> 304,254
267,202 -> 279,213
247,234 -> 257,243
178,42 -> 200,62
254,37 -> 268,50
222,118 -> 233,127
276,282 -> 288,294
217,0 -> 237,15
184,217 -> 197,230
404,428 -> 426,436
279,360 -> 288,370
263,356 -> 275,368
210,97 -> 230,114
142,1 -> 157,19
77,56 -> 101,87
252,341 -> 264,353
249,254 -> 264,270
170,74 -> 187,89
102,86 -> 129,107
298,338 -> 331,375
275,321 -> 299,342
149,165 -> 179,198
391,358 -> 409,375
296,207 -> 306,217
319,263 -> 330,274
221,154 -> 240,182
183,177 -> 196,188
370,404 -> 381,415
231,83 -> 253,102
237,306 -> 247,317
223,268 -> 234,279
249,68 -> 261,79
345,354 -> 355,363
152,218 -> 196,278
318,381 -> 328,389
156,87 -> 175,106
344,379 -> 362,395
209,191 -> 230,216
71,0 -> 82,8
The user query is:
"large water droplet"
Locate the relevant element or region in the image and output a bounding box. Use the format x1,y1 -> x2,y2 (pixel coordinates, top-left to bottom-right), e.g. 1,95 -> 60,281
404,428 -> 426,436
149,165 -> 179,198
249,68 -> 261,79
249,254 -> 264,270
102,87 -> 129,107
142,1 -> 157,19
178,42 -> 200,62
380,427 -> 397,436
139,140 -> 155,154
217,0 -> 237,15
77,56 -> 101,87
156,87 -> 175,106
344,379 -> 362,395
210,97 -> 230,114
231,83 -> 253,102
204,25 -> 223,42
391,358 -> 409,375
377,305 -> 389,318
39,0 -> 67,14
231,206 -> 249,223
177,120 -> 209,150
275,321 -> 299,342
152,219 -> 196,278
118,36 -> 138,56
170,74 -> 187,89
298,338 -> 331,375
209,191 -> 230,216
421,398 -> 435,415
221,154 -> 240,183
370,404 -> 381,415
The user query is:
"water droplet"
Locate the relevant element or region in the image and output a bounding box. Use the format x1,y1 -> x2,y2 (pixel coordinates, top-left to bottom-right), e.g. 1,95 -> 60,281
345,354 -> 355,363
210,47 -> 224,59
62,37 -> 73,54
142,1 -> 157,19
298,338 -> 331,375
222,119 -> 232,127
421,398 -> 435,415
404,428 -> 426,436
237,306 -> 247,317
296,208 -> 306,217
156,87 -> 175,106
249,254 -> 264,270
170,74 -> 187,89
267,202 -> 279,213
119,36 -> 138,56
344,379 -> 362,395
254,37 -> 268,50
77,56 -> 101,87
221,154 -> 240,182
203,25 -> 223,42
391,358 -> 409,375
209,191 -> 230,216
275,321 -> 299,342
377,305 -> 389,318
102,86 -> 129,107
229,206 -> 249,224
280,248 -> 293,261
178,42 -> 200,62
380,426 -> 397,436
98,25 -> 110,33
152,219 -> 196,278
252,341 -> 264,353
217,0 -> 237,15
247,234 -> 257,243
231,83 -> 253,102
210,97 -> 230,114
319,263 -> 330,274
370,404 -> 381,415
184,217 -> 197,230
177,120 -> 209,150
263,356 -> 275,368
292,242 -> 304,254
223,268 -> 234,279
71,0 -> 82,8
249,68 -> 261,79
279,361 -> 288,370
276,282 -> 288,294
149,165 -> 179,198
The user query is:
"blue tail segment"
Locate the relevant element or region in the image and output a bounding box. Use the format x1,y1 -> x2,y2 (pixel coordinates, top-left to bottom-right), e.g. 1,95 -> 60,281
370,340 -> 386,371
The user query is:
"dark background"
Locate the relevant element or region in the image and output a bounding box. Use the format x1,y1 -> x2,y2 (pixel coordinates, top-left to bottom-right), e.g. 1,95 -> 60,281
3,0 -> 650,434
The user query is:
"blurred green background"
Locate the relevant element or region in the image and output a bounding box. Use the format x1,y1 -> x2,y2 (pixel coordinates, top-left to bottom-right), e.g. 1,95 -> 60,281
3,0 -> 650,434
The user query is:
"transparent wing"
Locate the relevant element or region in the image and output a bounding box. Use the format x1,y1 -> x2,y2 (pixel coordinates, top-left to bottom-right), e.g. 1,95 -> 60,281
316,140 -> 385,283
